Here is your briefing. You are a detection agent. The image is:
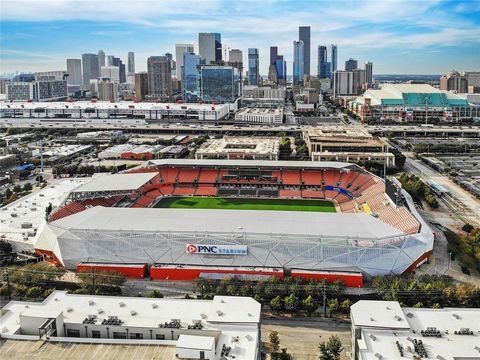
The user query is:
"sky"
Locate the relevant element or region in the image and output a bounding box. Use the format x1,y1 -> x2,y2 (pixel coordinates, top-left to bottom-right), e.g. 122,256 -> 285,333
0,0 -> 479,76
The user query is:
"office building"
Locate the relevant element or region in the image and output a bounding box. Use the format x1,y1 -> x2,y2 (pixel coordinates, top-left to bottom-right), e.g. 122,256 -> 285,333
351,300 -> 480,360
90,78 -> 119,101
365,61 -> 373,87
466,71 -> 480,93
317,45 -> 328,79
276,55 -> 286,84
97,50 -> 106,73
345,58 -> 358,71
101,66 -> 120,82
111,57 -> 126,84
127,51 -> 135,74
35,71 -> 66,81
6,80 -> 67,101
175,44 -> 194,81
134,72 -> 148,101
269,46 -> 278,66
333,69 -> 365,97
198,32 -> 222,64
198,65 -> 239,103
331,44 -> 338,74
248,48 -> 259,86
106,55 -> 114,66
0,79 -> 11,94
293,40 -> 304,85
0,291 -> 261,360
66,59 -> 82,85
440,70 -> 468,93
228,49 -> 243,64
147,56 -> 172,100
183,52 -> 205,102
299,26 -> 310,76
234,109 -> 283,126
81,53 -> 99,86
196,136 -> 281,159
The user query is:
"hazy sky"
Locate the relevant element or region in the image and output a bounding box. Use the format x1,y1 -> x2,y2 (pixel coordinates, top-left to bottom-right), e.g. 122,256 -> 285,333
1,0 -> 479,75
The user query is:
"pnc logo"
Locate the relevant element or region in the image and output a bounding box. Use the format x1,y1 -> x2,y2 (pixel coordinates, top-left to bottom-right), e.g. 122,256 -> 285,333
186,244 -> 197,253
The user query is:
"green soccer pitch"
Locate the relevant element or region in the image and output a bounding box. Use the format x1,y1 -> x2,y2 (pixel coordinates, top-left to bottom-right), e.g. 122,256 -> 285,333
153,196 -> 337,212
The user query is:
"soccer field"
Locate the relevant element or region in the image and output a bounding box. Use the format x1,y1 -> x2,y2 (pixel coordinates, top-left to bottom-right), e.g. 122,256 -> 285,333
153,196 -> 337,212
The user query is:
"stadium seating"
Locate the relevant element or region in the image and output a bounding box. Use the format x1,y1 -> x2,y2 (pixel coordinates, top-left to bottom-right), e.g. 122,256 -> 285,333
302,171 -> 322,186
195,186 -> 217,196
178,168 -> 200,183
282,170 -> 301,185
198,168 -> 219,183
173,186 -> 196,196
301,189 -> 324,198
323,170 -> 341,186
279,189 -> 302,198
339,200 -> 357,213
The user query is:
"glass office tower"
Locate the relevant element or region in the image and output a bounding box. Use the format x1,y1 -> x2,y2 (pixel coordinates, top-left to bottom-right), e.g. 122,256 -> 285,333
293,40 -> 304,85
183,53 -> 205,103
248,48 -> 259,86
198,65 -> 239,103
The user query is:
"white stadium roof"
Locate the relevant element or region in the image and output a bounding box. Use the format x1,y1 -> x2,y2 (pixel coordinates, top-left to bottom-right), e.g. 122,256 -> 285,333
72,173 -> 156,193
48,206 -> 405,239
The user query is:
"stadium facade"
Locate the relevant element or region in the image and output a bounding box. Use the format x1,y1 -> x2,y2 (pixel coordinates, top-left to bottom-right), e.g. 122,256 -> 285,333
34,160 -> 434,286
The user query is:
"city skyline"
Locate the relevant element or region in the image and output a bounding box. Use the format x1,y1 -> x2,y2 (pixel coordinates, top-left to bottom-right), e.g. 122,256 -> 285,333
0,0 -> 479,75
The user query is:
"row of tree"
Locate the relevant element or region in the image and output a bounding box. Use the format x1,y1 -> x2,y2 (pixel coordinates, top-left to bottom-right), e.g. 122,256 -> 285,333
445,225 -> 480,274
398,173 -> 439,208
372,274 -> 480,308
0,182 -> 34,207
269,294 -> 352,317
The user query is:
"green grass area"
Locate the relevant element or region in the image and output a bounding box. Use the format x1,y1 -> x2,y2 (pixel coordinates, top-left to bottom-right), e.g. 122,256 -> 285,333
154,196 -> 337,212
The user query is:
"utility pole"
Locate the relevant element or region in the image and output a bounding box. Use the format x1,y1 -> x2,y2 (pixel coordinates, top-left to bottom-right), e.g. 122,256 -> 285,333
322,282 -> 327,317
92,268 -> 96,295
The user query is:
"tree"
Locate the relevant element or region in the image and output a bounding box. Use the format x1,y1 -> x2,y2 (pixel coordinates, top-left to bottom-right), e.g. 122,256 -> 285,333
328,298 -> 339,317
0,239 -> 13,254
303,295 -> 318,316
340,299 -> 353,314
462,223 -> 474,234
148,289 -> 164,298
269,331 -> 280,352
284,293 -> 300,314
23,183 -> 33,192
270,295 -> 283,312
13,185 -> 22,193
319,335 -> 344,360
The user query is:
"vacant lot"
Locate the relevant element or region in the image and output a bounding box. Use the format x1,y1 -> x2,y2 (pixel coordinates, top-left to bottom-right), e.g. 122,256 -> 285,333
154,196 -> 337,212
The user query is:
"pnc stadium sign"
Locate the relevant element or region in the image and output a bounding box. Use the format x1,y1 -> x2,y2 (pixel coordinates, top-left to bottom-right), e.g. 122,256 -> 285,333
186,244 -> 248,255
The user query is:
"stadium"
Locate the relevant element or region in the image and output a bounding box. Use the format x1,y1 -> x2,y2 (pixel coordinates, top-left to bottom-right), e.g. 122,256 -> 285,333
34,159 -> 434,287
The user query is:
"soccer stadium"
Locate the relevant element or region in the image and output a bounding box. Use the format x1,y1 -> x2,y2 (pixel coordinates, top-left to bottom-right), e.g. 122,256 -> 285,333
34,159 -> 434,287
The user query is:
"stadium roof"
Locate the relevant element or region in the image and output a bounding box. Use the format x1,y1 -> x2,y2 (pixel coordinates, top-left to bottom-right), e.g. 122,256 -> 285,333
72,173 -> 156,193
49,206 -> 405,239
147,158 -> 358,170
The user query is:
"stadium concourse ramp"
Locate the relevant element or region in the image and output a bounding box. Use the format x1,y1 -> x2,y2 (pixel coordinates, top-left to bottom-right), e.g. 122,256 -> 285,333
34,159 -> 434,284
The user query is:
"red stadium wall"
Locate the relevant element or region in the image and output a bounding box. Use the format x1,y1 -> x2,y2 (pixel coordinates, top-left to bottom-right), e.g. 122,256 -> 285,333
76,263 -> 147,279
290,270 -> 364,287
402,250 -> 433,274
35,249 -> 64,267
150,266 -> 284,281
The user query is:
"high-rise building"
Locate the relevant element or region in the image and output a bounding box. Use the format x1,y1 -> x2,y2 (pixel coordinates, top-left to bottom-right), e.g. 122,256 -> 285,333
198,65 -> 239,103
317,45 -> 328,80
66,59 -> 82,85
229,49 -> 243,64
90,78 -> 119,101
175,44 -> 194,81
147,56 -> 172,100
293,40 -> 304,85
466,72 -> 480,93
333,69 -> 365,97
275,55 -> 286,84
127,52 -> 135,74
101,66 -> 120,82
106,55 -> 114,66
440,70 -> 468,93
365,62 -> 373,86
134,72 -> 148,100
6,80 -> 67,101
183,52 -> 205,102
345,58 -> 358,71
198,33 -> 222,64
270,46 -> 278,66
0,79 -> 11,94
111,57 -> 126,83
35,71 -> 66,81
248,48 -> 259,86
97,50 -> 106,73
81,53 -> 99,86
299,26 -> 311,76
331,44 -> 338,74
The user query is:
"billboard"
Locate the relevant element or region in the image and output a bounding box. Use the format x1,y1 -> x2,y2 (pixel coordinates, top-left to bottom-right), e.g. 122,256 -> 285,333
186,244 -> 248,255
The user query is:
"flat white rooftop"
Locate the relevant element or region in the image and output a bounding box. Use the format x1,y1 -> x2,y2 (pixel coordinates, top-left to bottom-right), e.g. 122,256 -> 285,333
48,206 -> 405,239
0,178 -> 89,248
72,172 -> 156,193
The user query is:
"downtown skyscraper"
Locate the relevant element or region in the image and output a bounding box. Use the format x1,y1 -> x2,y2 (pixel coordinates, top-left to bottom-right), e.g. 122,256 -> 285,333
175,44 -> 194,80
66,58 -> 82,85
331,44 -> 338,74
127,52 -> 135,74
299,26 -> 310,76
81,53 -> 99,86
293,40 -> 304,85
248,48 -> 259,86
317,45 -> 329,79
198,33 -> 222,65
147,56 -> 172,99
